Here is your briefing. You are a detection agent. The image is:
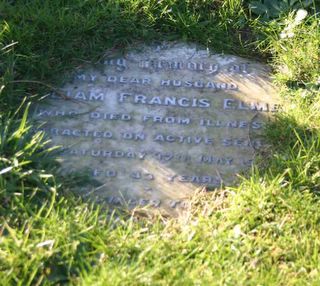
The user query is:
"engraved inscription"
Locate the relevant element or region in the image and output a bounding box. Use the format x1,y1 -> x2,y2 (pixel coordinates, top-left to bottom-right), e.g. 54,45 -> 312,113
34,43 -> 281,214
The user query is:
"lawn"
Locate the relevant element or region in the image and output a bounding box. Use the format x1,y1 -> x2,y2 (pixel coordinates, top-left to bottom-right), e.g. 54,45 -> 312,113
0,1 -> 319,285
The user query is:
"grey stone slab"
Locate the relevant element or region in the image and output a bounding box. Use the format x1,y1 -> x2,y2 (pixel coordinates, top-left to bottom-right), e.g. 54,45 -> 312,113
33,43 -> 281,214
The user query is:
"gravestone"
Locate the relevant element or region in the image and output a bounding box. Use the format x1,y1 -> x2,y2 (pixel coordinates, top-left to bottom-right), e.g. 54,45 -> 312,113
34,43 -> 281,214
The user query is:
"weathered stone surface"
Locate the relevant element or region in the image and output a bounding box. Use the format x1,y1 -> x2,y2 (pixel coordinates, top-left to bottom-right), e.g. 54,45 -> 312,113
34,43 -> 281,213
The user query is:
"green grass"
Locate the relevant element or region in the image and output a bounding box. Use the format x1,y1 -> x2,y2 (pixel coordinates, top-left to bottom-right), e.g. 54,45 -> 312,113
0,0 -> 320,285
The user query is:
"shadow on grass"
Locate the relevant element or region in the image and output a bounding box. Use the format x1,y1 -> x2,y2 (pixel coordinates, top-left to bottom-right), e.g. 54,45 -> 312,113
260,112 -> 320,194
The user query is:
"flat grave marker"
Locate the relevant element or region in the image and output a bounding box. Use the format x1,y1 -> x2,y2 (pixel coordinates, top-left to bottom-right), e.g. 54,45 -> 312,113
34,43 -> 281,214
